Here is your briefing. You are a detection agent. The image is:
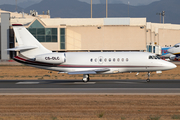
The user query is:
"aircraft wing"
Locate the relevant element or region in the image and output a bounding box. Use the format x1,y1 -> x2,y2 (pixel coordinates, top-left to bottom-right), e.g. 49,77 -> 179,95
68,68 -> 110,75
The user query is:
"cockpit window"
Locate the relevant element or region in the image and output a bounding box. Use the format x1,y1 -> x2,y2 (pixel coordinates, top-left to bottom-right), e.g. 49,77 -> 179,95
149,56 -> 153,59
153,56 -> 157,59
149,55 -> 160,59
173,44 -> 179,48
156,56 -> 161,59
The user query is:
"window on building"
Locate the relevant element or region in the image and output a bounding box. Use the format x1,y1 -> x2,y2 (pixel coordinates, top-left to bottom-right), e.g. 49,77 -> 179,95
46,36 -> 51,42
37,36 -> 45,42
27,20 -> 58,43
61,36 -> 65,42
37,28 -> 45,35
28,28 -> 36,36
52,28 -> 57,35
27,28 -> 58,42
45,28 -> 51,35
61,43 -> 65,49
29,19 -> 44,28
60,28 -> 66,49
52,36 -> 57,42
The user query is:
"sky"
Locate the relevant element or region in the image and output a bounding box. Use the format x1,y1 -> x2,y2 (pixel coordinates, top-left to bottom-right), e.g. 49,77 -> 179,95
0,0 -> 160,6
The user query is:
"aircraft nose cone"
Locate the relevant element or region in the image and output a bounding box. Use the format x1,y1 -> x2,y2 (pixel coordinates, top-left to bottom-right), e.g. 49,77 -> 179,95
161,61 -> 177,70
172,63 -> 177,69
167,48 -> 173,53
167,62 -> 177,70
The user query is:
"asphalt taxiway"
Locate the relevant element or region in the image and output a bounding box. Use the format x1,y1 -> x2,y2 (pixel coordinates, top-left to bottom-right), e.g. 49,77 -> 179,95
0,79 -> 180,95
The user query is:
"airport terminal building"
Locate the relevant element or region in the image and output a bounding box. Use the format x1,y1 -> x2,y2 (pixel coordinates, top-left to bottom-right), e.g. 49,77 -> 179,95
1,9 -> 180,60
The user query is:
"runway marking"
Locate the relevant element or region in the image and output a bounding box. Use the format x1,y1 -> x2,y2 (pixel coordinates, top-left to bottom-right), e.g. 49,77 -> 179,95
16,82 -> 40,85
115,82 -> 144,84
74,82 -> 96,84
54,82 -> 96,85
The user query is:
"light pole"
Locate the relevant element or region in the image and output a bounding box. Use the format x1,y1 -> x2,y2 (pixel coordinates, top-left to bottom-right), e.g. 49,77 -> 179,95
128,1 -> 130,17
91,0 -> 92,18
162,11 -> 165,24
106,0 -> 108,18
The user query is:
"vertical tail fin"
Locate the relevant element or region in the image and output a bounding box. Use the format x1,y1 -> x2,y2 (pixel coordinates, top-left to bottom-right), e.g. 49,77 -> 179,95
9,24 -> 52,58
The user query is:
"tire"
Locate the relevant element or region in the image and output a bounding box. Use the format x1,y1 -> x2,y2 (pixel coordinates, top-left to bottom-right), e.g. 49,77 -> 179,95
146,79 -> 150,82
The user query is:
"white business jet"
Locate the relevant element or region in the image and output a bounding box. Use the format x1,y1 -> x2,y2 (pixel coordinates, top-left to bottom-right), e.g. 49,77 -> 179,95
7,24 -> 177,82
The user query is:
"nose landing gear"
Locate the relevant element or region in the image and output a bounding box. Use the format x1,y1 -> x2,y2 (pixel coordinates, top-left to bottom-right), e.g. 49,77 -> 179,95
146,72 -> 150,82
82,74 -> 90,82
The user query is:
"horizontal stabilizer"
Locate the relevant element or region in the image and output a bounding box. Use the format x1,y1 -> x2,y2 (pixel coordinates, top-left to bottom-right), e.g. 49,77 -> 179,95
7,46 -> 37,51
68,68 -> 110,75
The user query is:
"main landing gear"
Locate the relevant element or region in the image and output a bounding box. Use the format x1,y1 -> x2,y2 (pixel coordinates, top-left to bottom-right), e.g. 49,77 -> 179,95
82,74 -> 90,82
146,72 -> 150,82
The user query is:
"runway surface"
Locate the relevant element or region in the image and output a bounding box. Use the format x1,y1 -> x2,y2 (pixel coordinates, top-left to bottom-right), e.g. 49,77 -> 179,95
0,79 -> 180,95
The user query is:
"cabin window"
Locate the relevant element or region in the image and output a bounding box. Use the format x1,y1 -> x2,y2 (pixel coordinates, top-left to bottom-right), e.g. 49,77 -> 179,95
109,58 -> 111,62
117,58 -> 120,62
95,58 -> 97,62
113,58 -> 116,62
104,58 -> 107,62
90,58 -> 93,62
122,58 -> 124,62
126,58 -> 129,61
99,58 -> 102,62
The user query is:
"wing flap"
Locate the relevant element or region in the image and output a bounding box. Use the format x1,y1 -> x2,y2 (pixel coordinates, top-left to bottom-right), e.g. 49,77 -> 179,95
68,68 -> 110,75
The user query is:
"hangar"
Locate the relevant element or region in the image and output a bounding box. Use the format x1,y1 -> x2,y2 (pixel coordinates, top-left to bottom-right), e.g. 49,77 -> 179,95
1,9 -> 180,60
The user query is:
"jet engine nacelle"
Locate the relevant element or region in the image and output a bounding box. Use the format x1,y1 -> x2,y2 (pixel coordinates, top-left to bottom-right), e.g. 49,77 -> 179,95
170,55 -> 176,60
35,53 -> 66,64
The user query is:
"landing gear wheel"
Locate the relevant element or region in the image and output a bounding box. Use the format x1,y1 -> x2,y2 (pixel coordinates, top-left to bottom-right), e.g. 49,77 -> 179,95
146,72 -> 151,82
82,74 -> 90,83
82,78 -> 90,82
146,79 -> 150,82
